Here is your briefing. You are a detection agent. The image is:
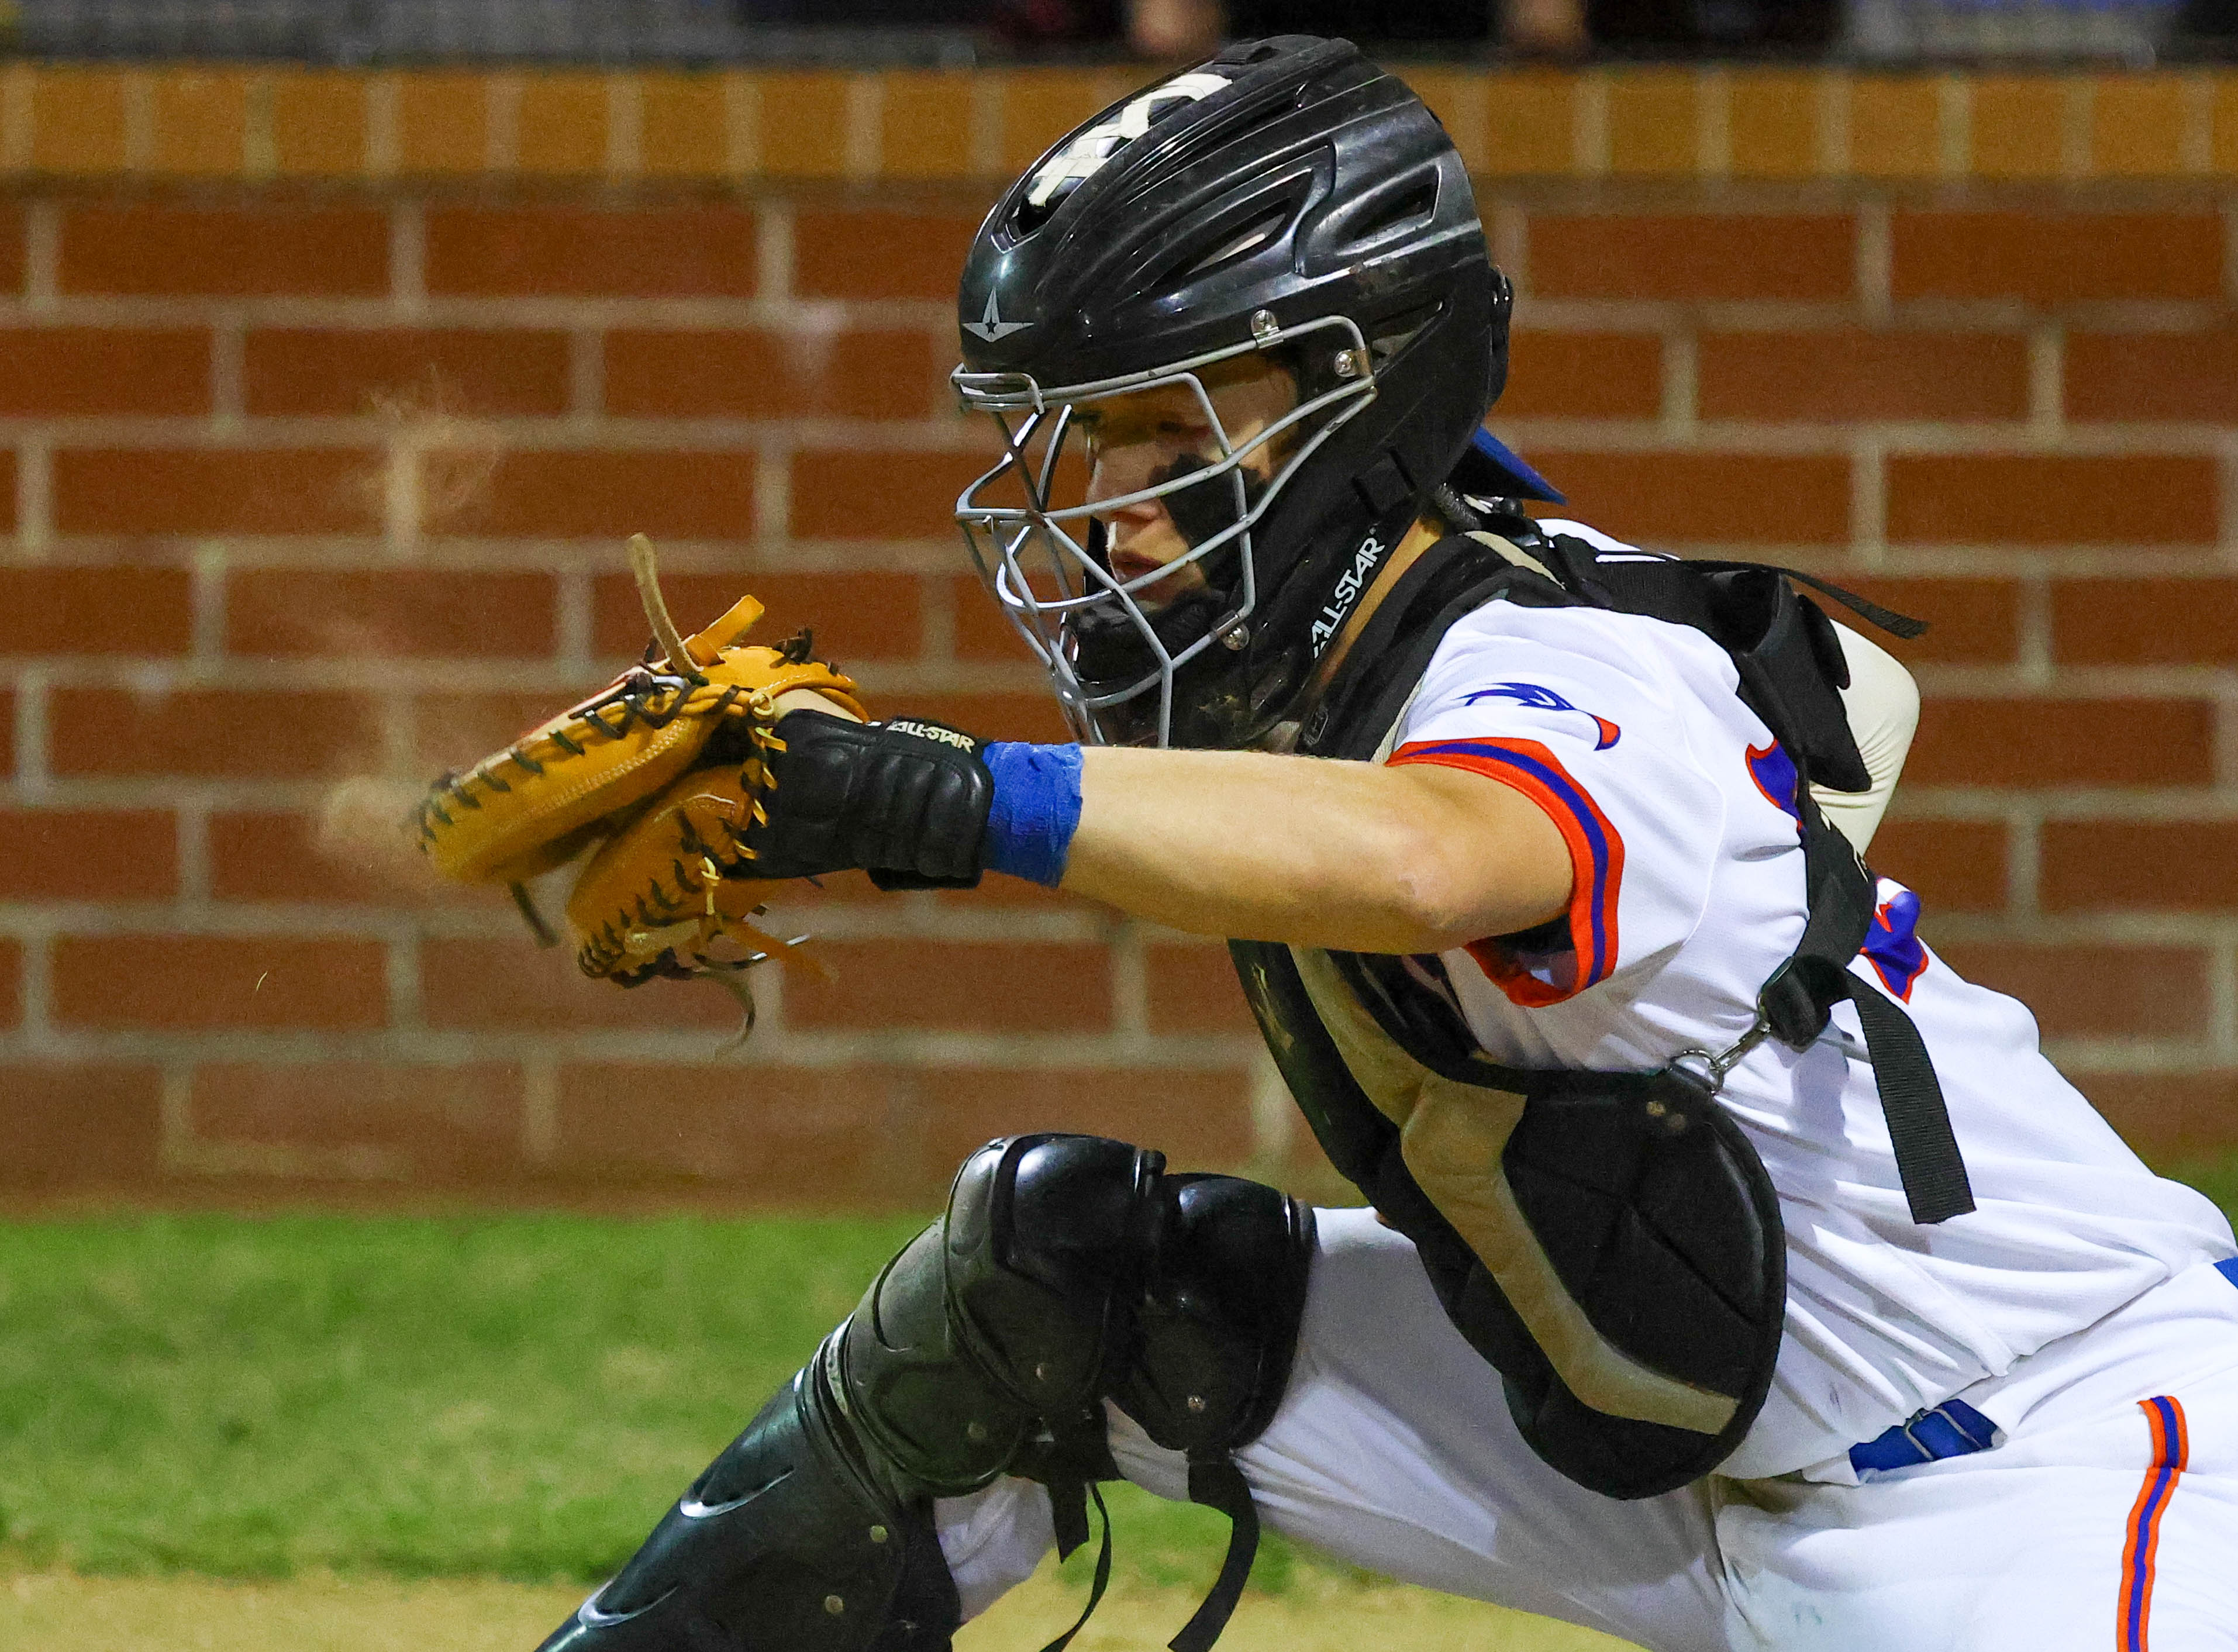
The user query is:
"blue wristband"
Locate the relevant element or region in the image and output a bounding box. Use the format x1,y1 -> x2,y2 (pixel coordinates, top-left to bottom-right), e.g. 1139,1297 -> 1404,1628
981,742 -> 1084,888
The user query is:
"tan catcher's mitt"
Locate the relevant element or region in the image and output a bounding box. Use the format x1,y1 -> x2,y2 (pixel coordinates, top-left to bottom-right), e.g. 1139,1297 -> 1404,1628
416,536 -> 864,1020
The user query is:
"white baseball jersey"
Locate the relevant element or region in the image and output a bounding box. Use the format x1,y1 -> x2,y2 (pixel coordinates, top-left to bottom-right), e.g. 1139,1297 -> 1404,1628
935,520 -> 2238,1651
1381,520 -> 2236,1481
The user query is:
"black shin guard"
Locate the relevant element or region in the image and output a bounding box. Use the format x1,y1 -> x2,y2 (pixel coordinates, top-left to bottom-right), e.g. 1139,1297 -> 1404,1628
535,1136 -> 1313,1652
536,1364 -> 960,1652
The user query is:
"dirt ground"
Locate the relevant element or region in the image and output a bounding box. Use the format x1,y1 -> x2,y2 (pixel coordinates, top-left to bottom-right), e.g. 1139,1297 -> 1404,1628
8,1568 -> 1636,1651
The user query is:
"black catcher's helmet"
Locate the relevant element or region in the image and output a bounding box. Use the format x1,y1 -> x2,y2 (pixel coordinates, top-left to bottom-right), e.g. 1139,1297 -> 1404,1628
953,35 -> 1511,748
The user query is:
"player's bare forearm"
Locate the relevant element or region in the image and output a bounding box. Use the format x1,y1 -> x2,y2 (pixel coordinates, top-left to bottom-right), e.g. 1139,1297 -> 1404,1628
1063,746 -> 1572,953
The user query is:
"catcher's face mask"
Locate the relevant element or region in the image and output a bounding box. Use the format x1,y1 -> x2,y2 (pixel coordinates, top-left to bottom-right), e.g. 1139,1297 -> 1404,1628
954,314 -> 1377,747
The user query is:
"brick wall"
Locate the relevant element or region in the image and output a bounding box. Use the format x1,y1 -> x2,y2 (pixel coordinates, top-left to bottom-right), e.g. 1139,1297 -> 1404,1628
1,65 -> 2236,1205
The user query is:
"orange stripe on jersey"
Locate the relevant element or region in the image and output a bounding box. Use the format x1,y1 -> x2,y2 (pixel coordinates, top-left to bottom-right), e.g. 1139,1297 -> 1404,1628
2118,1394 -> 2189,1651
1388,736 -> 1624,1006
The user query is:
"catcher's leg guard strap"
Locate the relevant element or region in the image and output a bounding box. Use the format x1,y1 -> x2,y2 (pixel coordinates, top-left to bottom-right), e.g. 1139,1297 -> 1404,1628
536,1365 -> 960,1652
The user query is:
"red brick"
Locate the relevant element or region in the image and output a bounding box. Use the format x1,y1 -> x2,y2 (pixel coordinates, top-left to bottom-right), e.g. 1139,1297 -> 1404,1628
51,933 -> 387,1030
1528,452 -> 1851,545
2065,330 -> 2238,424
1932,940 -> 2208,1039
210,809 -> 472,908
227,570 -> 557,659
591,571 -> 921,665
433,450 -> 754,541
792,209 -> 981,302
424,205 -> 756,298
953,575 -> 1040,664
242,329 -> 573,418
2050,578 -> 2238,666
552,1063 -> 902,1199
917,1066 -> 1256,1171
189,1063 -> 523,1182
784,939 -> 1109,1033
53,449 -> 382,537
604,327 -> 943,422
1891,212 -> 2223,305
0,1063 -> 165,1189
59,204 -> 388,296
1865,819 -> 2007,913
1527,213 -> 1856,301
1886,455 -> 2219,546
790,448 -> 988,541
2081,1071 -> 2238,1161
1906,698 -> 2215,788
0,808 -> 176,901
0,328 -> 209,416
419,938 -> 744,1033
1499,333 -> 1664,420
1698,330 -> 2030,423
2041,820 -> 2238,913
1146,942 -> 1255,1034
0,567 -> 193,655
50,689 -> 381,780
1826,576 -> 2021,665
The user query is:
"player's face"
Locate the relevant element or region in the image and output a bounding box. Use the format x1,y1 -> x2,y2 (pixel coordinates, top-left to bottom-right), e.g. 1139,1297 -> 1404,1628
1077,356 -> 1297,610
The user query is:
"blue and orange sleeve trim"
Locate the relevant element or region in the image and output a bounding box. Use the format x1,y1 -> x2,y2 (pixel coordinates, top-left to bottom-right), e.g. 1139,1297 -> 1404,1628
1388,736 -> 1624,1006
2119,1394 -> 2189,1651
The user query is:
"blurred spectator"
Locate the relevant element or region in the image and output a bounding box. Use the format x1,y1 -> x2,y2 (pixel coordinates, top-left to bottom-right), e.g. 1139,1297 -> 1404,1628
1132,0 -> 1225,52
2176,0 -> 2238,44
1086,0 -> 1840,56
1509,0 -> 1592,53
1587,0 -> 1840,50
1224,0 -> 1496,40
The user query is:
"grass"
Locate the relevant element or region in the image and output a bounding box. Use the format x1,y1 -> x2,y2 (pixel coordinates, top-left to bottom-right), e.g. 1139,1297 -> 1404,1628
0,1210 -> 1275,1593
2,1151 -> 2232,1599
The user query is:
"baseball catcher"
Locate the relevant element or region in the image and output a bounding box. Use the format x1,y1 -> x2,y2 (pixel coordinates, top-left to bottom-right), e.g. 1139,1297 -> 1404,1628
433,36 -> 2238,1652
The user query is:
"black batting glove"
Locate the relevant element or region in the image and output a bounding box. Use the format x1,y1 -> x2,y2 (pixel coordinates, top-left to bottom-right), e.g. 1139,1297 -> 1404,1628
745,711 -> 994,890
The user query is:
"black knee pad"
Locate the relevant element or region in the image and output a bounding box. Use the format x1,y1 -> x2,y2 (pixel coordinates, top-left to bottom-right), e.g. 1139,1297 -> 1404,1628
833,1134 -> 1166,1494
1116,1171 -> 1317,1458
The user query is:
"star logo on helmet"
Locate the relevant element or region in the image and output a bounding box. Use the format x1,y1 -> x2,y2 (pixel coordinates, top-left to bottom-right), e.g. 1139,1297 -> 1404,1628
964,288 -> 1032,342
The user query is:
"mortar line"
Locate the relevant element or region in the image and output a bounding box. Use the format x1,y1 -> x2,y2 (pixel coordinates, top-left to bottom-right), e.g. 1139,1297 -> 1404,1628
522,1057 -> 560,1164
0,64 -> 31,173
15,434 -> 50,558
606,73 -> 642,180
724,70 -> 760,180
189,540 -> 228,665
2008,801 -> 2042,919
174,794 -> 212,908
14,668 -> 48,792
158,1067 -> 197,1170
389,198 -> 426,318
22,199 -> 58,313
1855,195 -> 1892,323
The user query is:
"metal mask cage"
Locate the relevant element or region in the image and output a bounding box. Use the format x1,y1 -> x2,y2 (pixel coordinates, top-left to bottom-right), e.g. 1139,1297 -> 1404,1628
953,313 -> 1377,747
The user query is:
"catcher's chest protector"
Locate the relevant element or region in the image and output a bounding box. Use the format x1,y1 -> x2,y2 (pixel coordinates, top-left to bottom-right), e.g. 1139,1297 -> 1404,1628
1233,529 -> 1974,1500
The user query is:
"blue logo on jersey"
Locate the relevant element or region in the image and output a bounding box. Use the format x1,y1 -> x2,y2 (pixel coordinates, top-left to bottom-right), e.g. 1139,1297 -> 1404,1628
1862,881 -> 1929,1001
1461,682 -> 1620,750
1746,740 -> 1802,828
